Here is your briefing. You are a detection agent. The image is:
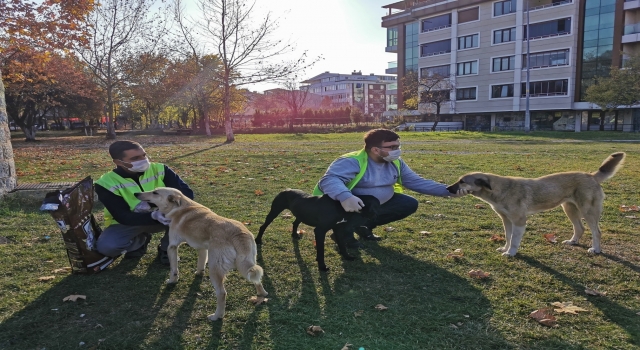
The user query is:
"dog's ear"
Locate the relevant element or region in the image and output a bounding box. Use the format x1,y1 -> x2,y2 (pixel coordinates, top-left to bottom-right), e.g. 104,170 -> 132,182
474,178 -> 492,190
167,194 -> 182,207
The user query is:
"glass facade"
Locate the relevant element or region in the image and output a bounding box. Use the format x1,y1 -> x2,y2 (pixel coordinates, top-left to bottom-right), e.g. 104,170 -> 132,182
579,0 -> 616,100
405,22 -> 419,74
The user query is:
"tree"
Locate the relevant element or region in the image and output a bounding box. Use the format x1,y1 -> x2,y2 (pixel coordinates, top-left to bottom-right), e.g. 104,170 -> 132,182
0,0 -> 95,196
401,70 -> 420,110
418,73 -> 454,131
585,54 -> 640,112
76,0 -> 169,139
275,80 -> 312,131
187,0 -> 319,142
350,107 -> 364,125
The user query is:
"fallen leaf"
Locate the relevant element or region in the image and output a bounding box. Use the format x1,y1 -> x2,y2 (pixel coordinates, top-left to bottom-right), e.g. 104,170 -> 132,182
529,308 -> 557,327
306,325 -> 324,336
419,231 -> 432,236
63,295 -> 86,302
468,269 -> 491,279
354,310 -> 364,317
551,301 -> 588,314
38,276 -> 56,281
446,249 -> 464,259
474,204 -> 485,209
248,296 -> 269,305
341,343 -> 352,350
52,267 -> 71,273
489,234 -> 505,242
450,324 -> 458,329
384,227 -> 395,232
243,222 -> 251,225
619,204 -> 639,212
624,215 -> 638,219
254,190 -> 264,196
297,229 -> 306,235
282,213 -> 292,219
585,288 -> 607,297
543,233 -> 557,243
374,304 -> 388,311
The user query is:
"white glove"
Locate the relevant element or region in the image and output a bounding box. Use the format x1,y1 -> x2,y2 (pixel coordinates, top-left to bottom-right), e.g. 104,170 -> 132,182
133,201 -> 152,213
340,195 -> 365,212
151,210 -> 171,225
450,189 -> 471,198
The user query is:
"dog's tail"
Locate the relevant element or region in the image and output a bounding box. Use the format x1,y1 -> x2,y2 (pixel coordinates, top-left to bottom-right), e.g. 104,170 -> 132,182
593,152 -> 625,183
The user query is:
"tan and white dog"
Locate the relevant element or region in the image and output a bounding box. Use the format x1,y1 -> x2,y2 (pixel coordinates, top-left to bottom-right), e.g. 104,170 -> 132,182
135,187 -> 267,321
447,153 -> 625,256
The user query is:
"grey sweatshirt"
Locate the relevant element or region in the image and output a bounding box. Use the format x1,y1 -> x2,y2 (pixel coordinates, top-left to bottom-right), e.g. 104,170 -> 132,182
317,154 -> 451,204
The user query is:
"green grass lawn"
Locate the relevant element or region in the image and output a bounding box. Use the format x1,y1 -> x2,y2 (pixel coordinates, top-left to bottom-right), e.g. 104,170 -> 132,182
1,131 -> 639,349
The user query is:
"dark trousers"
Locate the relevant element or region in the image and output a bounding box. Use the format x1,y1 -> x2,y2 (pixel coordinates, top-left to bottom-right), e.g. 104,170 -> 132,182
350,193 -> 419,239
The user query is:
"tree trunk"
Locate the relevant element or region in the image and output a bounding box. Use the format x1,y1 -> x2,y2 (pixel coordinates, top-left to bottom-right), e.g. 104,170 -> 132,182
0,72 -> 17,197
431,104 -> 441,131
22,126 -> 37,142
204,111 -> 211,136
223,73 -> 235,143
106,87 -> 116,139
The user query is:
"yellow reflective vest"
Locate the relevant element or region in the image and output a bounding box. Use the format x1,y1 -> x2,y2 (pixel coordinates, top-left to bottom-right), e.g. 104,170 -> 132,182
313,149 -> 403,196
95,163 -> 166,227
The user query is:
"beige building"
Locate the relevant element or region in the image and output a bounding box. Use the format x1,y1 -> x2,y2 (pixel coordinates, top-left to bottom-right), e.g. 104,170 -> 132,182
382,0 -> 640,131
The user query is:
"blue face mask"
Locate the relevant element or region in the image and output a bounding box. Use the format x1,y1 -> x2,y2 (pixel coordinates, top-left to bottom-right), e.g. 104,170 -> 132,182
383,149 -> 402,162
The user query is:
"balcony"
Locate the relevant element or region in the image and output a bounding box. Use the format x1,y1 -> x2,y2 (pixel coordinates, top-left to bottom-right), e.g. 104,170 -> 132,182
385,44 -> 398,53
386,61 -> 398,75
525,0 -> 573,12
622,23 -> 640,43
625,0 -> 640,10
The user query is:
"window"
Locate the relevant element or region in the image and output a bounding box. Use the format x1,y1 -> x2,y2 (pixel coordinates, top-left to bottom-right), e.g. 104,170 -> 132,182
421,65 -> 450,78
525,18 -> 571,40
457,87 -> 477,100
338,84 -> 348,90
521,79 -> 569,97
458,7 -> 479,24
523,49 -> 569,68
492,56 -> 516,72
493,27 -> 516,44
387,27 -> 398,47
494,0 -> 516,16
458,34 -> 479,50
421,39 -> 451,57
324,85 -> 337,91
457,61 -> 478,75
491,84 -> 514,98
422,13 -> 452,32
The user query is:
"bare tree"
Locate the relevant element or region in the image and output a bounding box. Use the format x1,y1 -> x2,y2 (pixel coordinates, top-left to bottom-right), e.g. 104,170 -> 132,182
75,0 -> 169,139
188,0 -> 319,142
418,73 -> 455,131
275,80 -> 312,131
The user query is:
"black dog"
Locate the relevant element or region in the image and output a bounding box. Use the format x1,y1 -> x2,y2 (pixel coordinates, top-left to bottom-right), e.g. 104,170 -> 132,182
255,189 -> 380,271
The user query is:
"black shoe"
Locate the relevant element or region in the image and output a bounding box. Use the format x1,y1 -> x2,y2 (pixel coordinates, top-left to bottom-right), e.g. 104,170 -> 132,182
157,246 -> 170,266
356,226 -> 382,241
124,233 -> 151,259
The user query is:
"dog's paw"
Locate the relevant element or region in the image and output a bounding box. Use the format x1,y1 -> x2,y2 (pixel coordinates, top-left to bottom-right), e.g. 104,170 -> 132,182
562,239 -> 578,246
166,278 -> 179,284
194,269 -> 205,276
496,246 -> 507,252
318,265 -> 330,272
501,251 -> 516,257
587,247 -> 601,254
207,313 -> 223,321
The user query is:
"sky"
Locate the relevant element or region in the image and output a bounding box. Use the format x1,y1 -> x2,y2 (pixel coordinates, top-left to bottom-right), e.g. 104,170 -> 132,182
186,0 -> 397,92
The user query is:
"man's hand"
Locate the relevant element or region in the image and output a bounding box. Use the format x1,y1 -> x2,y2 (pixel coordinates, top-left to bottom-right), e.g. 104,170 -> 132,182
340,195 -> 364,212
450,189 -> 471,198
133,201 -> 152,213
151,210 -> 171,225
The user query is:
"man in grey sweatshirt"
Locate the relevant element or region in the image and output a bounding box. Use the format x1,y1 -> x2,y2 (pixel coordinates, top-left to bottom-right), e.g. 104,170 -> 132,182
313,129 -> 468,247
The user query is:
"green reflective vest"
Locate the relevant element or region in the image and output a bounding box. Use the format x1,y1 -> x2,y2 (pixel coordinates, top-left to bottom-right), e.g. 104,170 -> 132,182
95,163 -> 166,227
313,149 -> 403,196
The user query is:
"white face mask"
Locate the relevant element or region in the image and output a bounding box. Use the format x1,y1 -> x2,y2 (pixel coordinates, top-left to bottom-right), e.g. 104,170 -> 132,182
127,158 -> 150,172
382,149 -> 402,162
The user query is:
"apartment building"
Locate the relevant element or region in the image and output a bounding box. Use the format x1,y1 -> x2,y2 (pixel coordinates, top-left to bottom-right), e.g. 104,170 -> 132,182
382,0 -> 640,131
301,71 -> 398,121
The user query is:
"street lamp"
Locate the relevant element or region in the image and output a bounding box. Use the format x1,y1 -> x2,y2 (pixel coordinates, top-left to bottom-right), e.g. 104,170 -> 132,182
524,0 -> 531,132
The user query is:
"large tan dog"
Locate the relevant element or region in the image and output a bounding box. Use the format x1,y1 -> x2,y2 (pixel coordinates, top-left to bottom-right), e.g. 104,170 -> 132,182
446,152 -> 625,257
135,187 -> 267,321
